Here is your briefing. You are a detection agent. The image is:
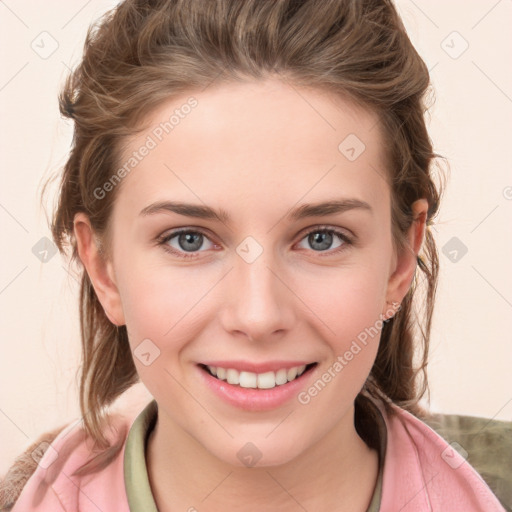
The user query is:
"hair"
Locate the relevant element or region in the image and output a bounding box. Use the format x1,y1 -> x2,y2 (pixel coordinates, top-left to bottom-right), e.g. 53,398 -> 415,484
42,0 -> 443,457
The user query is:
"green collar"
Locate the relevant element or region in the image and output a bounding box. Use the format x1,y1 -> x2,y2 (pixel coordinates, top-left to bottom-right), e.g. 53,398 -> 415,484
124,399 -> 159,512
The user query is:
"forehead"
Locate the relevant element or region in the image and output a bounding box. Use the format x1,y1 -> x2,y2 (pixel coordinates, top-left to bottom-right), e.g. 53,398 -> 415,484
113,79 -> 388,223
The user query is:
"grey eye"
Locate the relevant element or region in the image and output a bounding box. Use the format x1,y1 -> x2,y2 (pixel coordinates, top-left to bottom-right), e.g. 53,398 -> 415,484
297,230 -> 345,252
165,231 -> 214,253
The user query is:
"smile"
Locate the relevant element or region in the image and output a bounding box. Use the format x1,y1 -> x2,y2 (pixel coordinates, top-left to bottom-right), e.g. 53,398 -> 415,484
201,363 -> 317,389
197,361 -> 319,411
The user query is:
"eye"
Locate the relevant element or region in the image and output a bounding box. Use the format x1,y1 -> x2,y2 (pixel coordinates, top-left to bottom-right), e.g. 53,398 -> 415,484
295,226 -> 352,255
156,225 -> 353,259
157,229 -> 217,259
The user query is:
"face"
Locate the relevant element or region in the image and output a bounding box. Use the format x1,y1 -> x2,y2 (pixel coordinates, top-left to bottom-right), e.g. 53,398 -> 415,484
88,78 -> 408,467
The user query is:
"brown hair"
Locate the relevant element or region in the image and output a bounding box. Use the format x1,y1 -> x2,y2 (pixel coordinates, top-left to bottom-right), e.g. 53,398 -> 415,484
43,0 -> 443,452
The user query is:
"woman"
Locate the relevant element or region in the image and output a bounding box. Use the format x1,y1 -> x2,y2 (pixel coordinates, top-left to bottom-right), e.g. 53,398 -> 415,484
1,0 -> 508,510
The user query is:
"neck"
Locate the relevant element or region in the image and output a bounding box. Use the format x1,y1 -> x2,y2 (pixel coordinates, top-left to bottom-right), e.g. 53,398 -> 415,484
146,404 -> 380,512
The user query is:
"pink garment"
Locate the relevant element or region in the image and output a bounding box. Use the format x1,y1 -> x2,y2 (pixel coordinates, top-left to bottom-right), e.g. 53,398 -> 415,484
10,399 -> 506,512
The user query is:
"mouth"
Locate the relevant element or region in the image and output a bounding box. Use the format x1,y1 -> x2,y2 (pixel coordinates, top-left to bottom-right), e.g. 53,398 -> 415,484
198,362 -> 318,390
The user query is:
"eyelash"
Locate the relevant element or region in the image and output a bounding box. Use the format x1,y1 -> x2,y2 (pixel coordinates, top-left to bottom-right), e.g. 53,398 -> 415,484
156,225 -> 353,260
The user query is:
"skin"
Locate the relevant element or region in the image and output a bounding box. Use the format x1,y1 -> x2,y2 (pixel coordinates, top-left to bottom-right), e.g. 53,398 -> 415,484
74,78 -> 427,511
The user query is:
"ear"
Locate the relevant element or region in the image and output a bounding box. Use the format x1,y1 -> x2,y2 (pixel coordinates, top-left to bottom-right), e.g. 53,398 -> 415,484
73,212 -> 125,326
384,199 -> 428,313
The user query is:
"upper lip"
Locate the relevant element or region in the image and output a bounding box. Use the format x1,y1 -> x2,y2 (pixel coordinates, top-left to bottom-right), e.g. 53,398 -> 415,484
199,360 -> 316,373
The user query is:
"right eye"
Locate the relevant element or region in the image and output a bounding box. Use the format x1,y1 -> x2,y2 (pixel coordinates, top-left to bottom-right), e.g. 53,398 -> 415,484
157,229 -> 218,259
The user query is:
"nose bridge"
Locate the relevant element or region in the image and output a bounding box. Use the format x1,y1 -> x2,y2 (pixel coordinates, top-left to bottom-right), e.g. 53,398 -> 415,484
223,235 -> 294,339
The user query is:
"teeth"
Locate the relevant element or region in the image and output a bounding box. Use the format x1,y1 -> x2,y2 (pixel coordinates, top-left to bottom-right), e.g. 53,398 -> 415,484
205,364 -> 311,389
239,371 -> 257,388
226,368 -> 239,385
275,368 -> 288,385
257,371 -> 276,389
287,367 -> 298,381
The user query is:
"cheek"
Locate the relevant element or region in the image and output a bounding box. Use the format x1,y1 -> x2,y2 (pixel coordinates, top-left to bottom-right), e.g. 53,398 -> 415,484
116,254 -> 219,353
294,269 -> 388,411
294,249 -> 392,398
115,259 -> 207,397
302,261 -> 390,344
106,225 -> 203,398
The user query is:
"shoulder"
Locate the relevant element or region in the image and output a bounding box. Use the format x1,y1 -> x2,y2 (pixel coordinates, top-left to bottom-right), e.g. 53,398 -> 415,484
0,424 -> 65,511
423,411 -> 512,511
373,399 -> 510,512
0,411 -> 135,512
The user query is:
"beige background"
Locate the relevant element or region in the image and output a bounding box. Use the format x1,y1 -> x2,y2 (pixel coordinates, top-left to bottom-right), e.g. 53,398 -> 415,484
1,0 -> 511,475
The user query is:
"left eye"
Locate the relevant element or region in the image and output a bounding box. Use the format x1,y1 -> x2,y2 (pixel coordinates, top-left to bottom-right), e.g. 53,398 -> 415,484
157,227 -> 351,259
296,228 -> 350,253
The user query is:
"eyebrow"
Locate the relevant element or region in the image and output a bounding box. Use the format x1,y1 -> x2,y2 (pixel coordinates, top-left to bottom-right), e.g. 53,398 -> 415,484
138,198 -> 372,223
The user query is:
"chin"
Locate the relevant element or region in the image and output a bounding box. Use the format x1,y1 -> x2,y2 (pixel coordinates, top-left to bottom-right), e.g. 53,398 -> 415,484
206,435 -> 306,469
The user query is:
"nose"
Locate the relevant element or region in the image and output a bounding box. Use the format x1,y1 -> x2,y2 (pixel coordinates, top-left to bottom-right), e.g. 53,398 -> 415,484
219,243 -> 297,342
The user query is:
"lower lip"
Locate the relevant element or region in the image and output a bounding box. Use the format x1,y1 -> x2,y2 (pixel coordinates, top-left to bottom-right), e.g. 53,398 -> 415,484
197,364 -> 317,411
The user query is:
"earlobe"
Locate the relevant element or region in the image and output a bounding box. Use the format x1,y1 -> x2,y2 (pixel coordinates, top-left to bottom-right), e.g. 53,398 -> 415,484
73,213 -> 125,326
384,199 -> 428,311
